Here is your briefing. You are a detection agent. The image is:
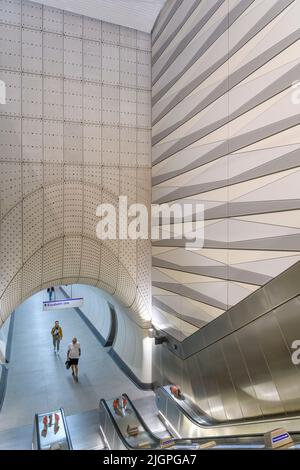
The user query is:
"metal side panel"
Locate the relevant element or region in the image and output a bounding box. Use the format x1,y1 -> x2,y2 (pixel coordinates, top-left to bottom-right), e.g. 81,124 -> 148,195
221,334 -> 263,419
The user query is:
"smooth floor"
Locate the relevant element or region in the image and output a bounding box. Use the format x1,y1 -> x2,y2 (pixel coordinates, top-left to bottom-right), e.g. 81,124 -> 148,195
0,290 -> 166,448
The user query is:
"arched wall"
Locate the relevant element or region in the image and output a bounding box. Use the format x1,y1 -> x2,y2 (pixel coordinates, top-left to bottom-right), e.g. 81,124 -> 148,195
0,0 -> 152,328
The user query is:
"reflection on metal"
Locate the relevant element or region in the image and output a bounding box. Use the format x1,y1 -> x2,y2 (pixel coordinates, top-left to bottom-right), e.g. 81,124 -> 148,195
155,386 -> 300,439
98,394 -> 297,449
157,410 -> 181,438
153,261 -> 300,421
99,425 -> 110,450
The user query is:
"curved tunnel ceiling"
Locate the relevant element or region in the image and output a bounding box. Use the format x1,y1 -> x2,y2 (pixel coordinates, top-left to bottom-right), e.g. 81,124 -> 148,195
0,182 -> 152,327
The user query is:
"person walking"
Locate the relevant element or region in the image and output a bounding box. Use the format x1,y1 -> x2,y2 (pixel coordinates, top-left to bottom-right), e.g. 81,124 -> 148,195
51,320 -> 63,354
67,337 -> 81,382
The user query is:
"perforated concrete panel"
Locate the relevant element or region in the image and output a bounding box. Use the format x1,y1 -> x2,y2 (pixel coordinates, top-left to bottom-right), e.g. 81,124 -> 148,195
0,0 -> 151,327
83,185 -> 102,238
63,236 -> 81,279
42,237 -> 63,283
0,116 -> 22,160
43,185 -> 63,242
83,40 -> 102,82
0,0 -> 22,27
0,206 -> 22,292
0,161 -> 22,217
44,77 -> 64,119
22,73 -> 43,118
22,28 -> 43,74
83,83 -> 102,124
80,238 -> 101,280
22,249 -> 42,298
83,16 -> 101,42
23,189 -> 43,260
43,32 -> 63,76
83,124 -> 101,163
22,118 -> 43,161
0,24 -> 21,71
0,70 -> 21,116
43,120 -> 63,161
43,5 -> 63,34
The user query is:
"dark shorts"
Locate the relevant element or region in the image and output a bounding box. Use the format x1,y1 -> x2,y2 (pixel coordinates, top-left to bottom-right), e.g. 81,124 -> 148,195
69,358 -> 79,366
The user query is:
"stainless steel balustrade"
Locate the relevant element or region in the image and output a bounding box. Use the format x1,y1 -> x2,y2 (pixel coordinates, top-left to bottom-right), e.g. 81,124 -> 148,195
98,393 -> 297,449
152,261 -> 300,422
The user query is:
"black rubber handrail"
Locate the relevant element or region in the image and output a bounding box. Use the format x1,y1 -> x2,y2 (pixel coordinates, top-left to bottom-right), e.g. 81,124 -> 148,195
157,386 -> 300,432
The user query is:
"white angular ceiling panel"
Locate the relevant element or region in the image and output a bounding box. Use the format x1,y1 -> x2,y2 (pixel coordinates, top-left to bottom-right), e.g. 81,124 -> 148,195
31,0 -> 166,32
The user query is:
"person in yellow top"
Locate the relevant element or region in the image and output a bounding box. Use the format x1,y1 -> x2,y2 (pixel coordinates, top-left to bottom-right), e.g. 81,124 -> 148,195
51,320 -> 63,354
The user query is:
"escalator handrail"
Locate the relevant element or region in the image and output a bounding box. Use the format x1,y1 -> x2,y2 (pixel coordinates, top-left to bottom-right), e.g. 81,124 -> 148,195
159,387 -> 219,425
34,413 -> 42,450
157,386 -> 300,432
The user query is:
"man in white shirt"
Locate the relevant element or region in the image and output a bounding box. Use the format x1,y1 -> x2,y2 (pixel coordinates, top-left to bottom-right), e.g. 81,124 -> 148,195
67,337 -> 81,382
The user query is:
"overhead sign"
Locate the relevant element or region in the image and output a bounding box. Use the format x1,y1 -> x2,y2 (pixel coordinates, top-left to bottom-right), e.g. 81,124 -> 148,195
43,298 -> 83,311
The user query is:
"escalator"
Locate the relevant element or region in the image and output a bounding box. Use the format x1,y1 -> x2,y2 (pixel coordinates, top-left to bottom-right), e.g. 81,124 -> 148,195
99,394 -> 161,450
156,385 -> 300,440
32,408 -> 73,450
99,393 -> 300,450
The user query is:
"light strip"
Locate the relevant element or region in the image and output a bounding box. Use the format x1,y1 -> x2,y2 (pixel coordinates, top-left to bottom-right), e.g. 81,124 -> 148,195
158,410 -> 182,439
99,425 -> 111,450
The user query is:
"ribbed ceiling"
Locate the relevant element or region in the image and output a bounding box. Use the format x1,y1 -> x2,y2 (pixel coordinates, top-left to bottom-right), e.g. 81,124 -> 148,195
30,0 -> 167,32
